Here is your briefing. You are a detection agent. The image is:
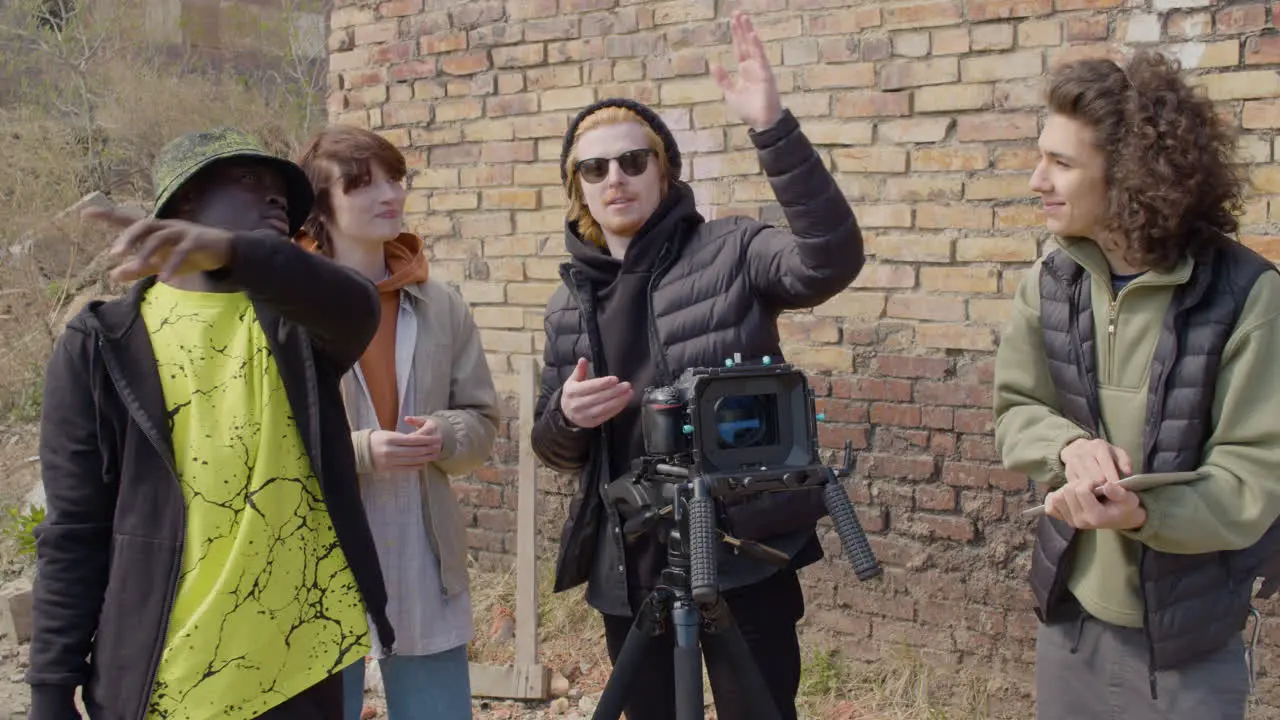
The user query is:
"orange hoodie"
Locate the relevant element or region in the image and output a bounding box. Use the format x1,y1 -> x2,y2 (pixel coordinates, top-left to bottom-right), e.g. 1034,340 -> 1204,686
296,232 -> 430,431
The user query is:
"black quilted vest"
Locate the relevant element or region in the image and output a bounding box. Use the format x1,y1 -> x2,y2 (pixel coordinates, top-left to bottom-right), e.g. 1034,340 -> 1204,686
1033,239 -> 1280,688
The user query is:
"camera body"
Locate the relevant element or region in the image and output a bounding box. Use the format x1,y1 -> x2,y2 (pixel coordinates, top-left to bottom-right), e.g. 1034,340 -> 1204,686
639,354 -> 827,500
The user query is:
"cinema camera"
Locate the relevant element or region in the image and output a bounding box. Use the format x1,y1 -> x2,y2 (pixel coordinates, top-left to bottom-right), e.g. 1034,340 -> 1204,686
593,355 -> 881,720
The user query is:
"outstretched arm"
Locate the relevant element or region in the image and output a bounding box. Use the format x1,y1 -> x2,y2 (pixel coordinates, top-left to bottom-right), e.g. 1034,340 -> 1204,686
83,206 -> 379,373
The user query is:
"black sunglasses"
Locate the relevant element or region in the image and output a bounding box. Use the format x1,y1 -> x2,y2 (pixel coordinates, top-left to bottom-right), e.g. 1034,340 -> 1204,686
575,148 -> 657,184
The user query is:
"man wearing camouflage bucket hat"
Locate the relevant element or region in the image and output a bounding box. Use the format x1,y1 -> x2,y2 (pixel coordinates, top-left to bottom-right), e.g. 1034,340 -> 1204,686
26,127 -> 394,720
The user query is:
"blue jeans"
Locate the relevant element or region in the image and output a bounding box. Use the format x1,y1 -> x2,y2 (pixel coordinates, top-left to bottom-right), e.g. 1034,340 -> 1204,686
342,644 -> 472,719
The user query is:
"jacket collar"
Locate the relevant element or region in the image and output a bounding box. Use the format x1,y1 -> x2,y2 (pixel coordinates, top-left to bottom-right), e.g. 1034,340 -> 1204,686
1057,236 -> 1194,292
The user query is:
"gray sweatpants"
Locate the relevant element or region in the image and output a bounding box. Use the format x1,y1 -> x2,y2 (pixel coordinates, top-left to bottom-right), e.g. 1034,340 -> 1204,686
1035,614 -> 1250,720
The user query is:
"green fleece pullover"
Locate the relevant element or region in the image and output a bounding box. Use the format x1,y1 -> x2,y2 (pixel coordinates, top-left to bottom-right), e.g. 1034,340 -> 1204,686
994,238 -> 1280,628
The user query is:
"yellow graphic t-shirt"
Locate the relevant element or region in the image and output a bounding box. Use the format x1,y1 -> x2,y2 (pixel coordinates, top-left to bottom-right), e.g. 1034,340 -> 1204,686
140,281 -> 370,719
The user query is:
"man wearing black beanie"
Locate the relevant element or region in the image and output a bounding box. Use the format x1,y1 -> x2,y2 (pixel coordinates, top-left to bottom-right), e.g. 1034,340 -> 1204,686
531,10 -> 866,720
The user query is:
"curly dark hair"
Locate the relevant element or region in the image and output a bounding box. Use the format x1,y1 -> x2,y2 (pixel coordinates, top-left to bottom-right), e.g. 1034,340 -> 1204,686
1046,50 -> 1245,272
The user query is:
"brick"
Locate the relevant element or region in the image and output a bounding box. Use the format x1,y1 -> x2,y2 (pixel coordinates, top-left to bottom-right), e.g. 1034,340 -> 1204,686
492,44 -> 546,68
921,266 -> 1000,293
1067,15 -> 1109,40
788,346 -> 855,373
879,117 -> 953,143
1168,10 -> 1212,37
961,50 -> 1043,82
883,0 -> 963,29
871,402 -> 925,427
525,65 -> 583,90
379,0 -> 421,16
1237,135 -> 1272,163
382,100 -> 433,126
692,151 -> 760,179
881,58 -> 959,89
1055,0 -> 1123,8
484,93 -> 538,118
971,23 -> 1014,51
966,175 -> 1034,200
803,120 -> 875,145
434,98 -> 484,122
834,90 -> 912,117
1252,166 -> 1280,194
912,146 -> 989,171
660,77 -> 722,105
888,295 -> 967,321
865,233 -> 953,262
957,236 -> 1039,261
547,38 -> 606,63
957,113 -> 1038,141
653,0 -> 715,24
522,18 -> 578,43
832,147 -> 909,173
1123,13 -> 1162,43
917,204 -> 993,229
851,264 -> 918,289
969,0 -> 1052,21
441,50 -> 490,75
779,315 -> 841,344
894,31 -> 931,58
917,324 -> 997,351
932,27 -> 970,54
857,204 -> 914,227
814,291 -> 889,318
473,306 -> 525,329
883,175 -> 964,201
810,7 -> 882,34
805,63 -> 878,89
431,192 -> 480,211
1018,19 -> 1061,45
388,60 -> 438,82
470,24 -> 523,48
994,79 -> 1043,108
1217,4 -> 1267,32
915,83 -> 994,112
459,164 -> 514,187
1245,100 -> 1280,128
917,486 -> 957,511
1246,35 -> 1280,65
355,20 -> 400,46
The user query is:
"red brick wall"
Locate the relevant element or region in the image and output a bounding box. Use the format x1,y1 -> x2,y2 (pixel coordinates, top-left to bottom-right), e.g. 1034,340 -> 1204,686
328,0 -> 1280,710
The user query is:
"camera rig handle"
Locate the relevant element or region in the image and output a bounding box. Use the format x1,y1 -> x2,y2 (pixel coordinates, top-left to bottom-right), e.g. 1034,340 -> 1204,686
687,475 -> 718,605
825,441 -> 882,581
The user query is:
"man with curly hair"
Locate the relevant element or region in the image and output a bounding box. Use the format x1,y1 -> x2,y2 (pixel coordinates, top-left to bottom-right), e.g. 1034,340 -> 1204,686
994,50 -> 1280,718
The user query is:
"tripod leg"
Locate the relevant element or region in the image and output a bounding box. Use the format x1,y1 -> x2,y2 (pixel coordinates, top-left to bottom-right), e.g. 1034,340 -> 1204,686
593,592 -> 670,720
699,599 -> 785,720
671,596 -> 705,720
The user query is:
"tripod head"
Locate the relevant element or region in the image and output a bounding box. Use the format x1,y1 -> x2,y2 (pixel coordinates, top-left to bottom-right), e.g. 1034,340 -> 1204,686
604,356 -> 882,606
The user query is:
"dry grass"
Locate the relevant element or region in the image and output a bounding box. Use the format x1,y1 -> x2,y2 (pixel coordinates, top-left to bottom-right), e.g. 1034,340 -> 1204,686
465,555 -> 1011,720
0,0 -> 326,420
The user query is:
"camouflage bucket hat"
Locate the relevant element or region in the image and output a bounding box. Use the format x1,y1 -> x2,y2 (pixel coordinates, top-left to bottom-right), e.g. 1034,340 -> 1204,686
151,127 -> 314,236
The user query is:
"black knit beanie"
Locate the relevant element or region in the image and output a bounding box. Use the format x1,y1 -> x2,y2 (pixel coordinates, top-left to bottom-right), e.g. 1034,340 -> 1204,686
560,98 -> 682,184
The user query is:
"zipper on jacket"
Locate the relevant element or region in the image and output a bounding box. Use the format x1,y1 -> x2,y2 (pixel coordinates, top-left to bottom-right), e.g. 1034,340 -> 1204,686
96,336 -> 185,720
646,245 -> 678,386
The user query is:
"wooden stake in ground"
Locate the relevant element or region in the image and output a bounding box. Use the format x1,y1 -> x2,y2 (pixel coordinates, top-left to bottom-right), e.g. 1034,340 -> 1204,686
470,355 -> 550,700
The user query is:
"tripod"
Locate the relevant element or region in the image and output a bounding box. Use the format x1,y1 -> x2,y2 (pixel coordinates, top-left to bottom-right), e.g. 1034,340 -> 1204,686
592,443 -> 882,720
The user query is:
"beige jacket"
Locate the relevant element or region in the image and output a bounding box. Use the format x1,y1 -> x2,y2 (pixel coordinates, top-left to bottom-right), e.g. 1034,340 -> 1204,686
342,278 -> 499,599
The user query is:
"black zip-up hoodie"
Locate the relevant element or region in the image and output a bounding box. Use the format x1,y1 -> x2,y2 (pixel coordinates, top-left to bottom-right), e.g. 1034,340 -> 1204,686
26,231 -> 395,720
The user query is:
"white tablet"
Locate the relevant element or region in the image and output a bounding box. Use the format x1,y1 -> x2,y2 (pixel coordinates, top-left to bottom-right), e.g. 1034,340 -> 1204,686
1021,471 -> 1206,518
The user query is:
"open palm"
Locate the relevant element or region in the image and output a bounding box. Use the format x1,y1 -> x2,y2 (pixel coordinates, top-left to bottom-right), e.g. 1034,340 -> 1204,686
712,11 -> 783,132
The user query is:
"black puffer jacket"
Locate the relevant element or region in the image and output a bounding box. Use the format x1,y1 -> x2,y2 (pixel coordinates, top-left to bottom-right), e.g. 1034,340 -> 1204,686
531,109 -> 865,616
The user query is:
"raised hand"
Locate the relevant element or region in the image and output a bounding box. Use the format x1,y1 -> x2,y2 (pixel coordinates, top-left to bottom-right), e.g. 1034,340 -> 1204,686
83,205 -> 233,283
711,10 -> 784,132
